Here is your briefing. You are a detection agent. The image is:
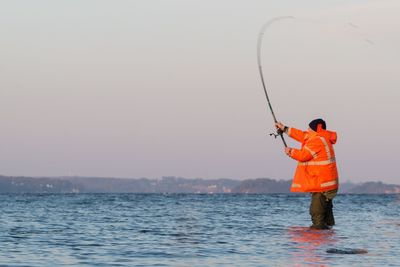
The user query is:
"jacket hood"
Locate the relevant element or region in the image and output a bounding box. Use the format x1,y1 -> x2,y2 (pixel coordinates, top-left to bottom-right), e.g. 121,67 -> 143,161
319,129 -> 337,144
307,128 -> 337,144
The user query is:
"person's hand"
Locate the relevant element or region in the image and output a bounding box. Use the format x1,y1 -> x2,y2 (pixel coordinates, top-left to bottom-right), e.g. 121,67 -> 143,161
285,147 -> 292,157
275,122 -> 285,131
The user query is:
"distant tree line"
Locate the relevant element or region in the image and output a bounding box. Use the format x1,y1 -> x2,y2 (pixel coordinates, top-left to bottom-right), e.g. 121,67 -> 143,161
0,175 -> 398,194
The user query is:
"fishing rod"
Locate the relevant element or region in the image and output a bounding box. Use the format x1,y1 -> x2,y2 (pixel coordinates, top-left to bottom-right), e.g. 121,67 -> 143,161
257,16 -> 295,148
257,16 -> 374,148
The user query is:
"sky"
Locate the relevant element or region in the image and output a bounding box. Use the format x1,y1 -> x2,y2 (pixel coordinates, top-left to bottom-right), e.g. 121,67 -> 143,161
0,0 -> 399,183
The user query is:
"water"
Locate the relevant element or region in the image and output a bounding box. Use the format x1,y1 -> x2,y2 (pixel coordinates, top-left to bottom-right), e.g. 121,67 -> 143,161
0,194 -> 399,266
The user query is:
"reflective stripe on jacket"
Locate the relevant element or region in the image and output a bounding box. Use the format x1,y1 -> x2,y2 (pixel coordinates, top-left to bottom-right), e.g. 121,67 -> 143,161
288,127 -> 339,193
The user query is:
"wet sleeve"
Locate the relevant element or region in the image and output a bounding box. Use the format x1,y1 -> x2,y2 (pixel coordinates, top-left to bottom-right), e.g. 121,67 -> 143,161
287,127 -> 306,143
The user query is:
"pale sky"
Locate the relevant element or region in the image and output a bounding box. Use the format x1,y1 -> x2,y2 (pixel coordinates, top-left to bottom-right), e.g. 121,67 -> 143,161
1,0 -> 399,183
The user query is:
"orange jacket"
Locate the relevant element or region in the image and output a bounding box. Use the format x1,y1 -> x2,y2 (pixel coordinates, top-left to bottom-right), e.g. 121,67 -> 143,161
287,127 -> 339,193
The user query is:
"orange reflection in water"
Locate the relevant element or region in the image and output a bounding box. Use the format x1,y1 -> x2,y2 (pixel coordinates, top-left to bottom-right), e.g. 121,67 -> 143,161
287,226 -> 337,267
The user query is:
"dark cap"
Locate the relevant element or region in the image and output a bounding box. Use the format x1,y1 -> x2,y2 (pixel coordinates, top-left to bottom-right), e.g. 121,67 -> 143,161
309,118 -> 326,132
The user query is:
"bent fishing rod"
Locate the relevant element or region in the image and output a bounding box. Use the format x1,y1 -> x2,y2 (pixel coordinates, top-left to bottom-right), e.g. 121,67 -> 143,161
257,16 -> 295,148
257,16 -> 373,148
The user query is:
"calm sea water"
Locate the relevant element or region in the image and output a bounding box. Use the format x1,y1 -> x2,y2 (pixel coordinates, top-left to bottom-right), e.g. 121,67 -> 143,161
0,194 -> 399,266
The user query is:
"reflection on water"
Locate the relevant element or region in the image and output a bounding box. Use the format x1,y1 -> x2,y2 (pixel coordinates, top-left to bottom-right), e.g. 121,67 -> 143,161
288,226 -> 336,266
0,194 -> 398,266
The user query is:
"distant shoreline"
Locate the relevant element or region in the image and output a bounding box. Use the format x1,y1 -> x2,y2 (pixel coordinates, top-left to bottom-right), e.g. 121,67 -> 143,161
0,175 -> 399,194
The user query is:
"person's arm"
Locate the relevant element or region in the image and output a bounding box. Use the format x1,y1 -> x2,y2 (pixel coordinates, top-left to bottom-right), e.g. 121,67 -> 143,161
275,122 -> 306,143
285,138 -> 321,162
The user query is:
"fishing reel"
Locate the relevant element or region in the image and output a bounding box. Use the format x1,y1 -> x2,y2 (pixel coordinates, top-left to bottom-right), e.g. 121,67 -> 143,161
269,128 -> 284,139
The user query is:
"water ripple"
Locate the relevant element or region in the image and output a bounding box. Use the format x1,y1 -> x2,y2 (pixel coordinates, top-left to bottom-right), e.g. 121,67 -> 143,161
0,194 -> 398,266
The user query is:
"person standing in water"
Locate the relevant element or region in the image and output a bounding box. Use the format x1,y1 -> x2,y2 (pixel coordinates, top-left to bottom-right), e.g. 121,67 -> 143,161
276,119 -> 339,229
